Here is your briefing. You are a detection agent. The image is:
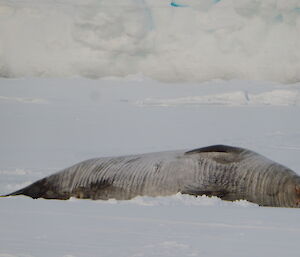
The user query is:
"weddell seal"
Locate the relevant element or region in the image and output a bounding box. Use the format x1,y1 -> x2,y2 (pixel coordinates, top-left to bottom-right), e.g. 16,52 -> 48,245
2,145 -> 300,208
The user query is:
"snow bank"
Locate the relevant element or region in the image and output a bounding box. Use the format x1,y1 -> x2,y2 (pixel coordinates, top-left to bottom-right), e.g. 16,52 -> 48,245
0,0 -> 300,83
136,89 -> 300,106
0,169 -> 32,176
0,96 -> 48,104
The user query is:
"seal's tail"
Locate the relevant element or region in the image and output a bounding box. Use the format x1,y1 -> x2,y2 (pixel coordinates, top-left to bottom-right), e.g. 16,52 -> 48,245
1,178 -> 51,199
1,178 -> 71,200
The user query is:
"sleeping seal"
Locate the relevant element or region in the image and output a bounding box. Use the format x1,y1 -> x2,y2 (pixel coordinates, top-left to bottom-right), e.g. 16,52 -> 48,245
2,145 -> 300,208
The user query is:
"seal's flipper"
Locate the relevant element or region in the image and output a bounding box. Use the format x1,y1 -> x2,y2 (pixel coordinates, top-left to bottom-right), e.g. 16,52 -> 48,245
181,184 -> 229,198
181,183 -> 243,201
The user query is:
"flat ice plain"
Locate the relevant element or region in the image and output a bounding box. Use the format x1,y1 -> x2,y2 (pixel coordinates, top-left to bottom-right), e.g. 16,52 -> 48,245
1,78 -> 300,257
1,0 -> 300,256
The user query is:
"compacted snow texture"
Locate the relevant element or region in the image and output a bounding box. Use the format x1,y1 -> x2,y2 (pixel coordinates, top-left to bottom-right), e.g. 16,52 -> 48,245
0,78 -> 300,257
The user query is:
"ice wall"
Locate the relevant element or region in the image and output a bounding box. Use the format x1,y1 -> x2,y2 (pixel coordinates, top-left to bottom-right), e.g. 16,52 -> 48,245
0,0 -> 300,83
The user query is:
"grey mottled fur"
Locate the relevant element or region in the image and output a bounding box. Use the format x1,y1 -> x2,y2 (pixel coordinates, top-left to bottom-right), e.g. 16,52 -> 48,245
3,145 -> 300,207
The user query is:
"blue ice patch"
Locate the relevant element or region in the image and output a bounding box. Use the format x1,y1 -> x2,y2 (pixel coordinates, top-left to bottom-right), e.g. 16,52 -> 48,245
294,7 -> 300,13
171,0 -> 221,8
275,14 -> 283,22
170,2 -> 188,7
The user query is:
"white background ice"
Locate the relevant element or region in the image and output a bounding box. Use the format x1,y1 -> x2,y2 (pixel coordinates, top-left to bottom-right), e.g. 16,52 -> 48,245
0,0 -> 300,82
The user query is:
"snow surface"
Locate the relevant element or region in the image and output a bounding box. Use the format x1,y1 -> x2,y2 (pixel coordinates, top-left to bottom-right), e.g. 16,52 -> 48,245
0,0 -> 300,82
1,77 -> 300,257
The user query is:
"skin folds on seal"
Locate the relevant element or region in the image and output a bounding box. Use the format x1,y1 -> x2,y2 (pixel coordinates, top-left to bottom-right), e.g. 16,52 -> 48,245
2,145 -> 300,208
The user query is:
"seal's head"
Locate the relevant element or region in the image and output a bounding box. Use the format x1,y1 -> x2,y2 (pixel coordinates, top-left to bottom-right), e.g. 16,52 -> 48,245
256,163 -> 300,208
279,175 -> 300,208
